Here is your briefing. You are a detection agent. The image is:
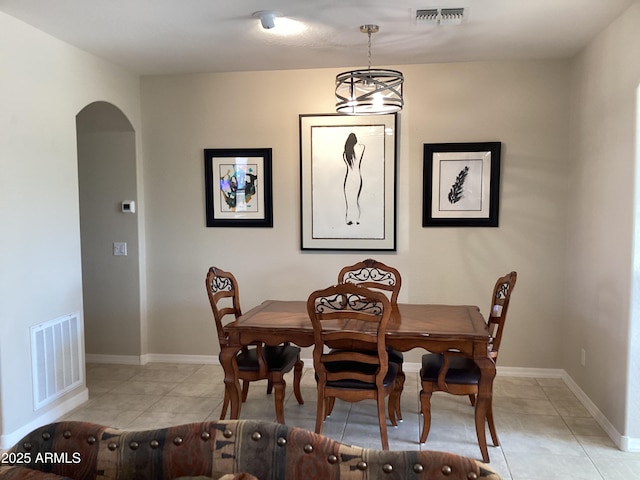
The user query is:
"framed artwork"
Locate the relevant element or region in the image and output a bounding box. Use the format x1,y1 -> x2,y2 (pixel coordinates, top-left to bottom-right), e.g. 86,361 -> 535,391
299,113 -> 397,250
423,142 -> 501,227
204,148 -> 273,227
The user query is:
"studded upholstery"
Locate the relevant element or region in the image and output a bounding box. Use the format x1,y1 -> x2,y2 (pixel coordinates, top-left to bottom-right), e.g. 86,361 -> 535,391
0,420 -> 502,479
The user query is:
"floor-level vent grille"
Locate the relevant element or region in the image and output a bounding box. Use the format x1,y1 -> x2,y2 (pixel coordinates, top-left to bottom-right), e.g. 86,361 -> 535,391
31,313 -> 84,409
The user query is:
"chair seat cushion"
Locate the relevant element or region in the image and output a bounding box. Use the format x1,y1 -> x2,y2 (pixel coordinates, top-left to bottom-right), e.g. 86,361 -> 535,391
420,353 -> 480,385
237,345 -> 300,372
386,348 -> 404,364
317,360 -> 398,389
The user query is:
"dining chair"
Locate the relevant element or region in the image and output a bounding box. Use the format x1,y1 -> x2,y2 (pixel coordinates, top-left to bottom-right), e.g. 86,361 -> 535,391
307,282 -> 398,450
337,258 -> 405,423
419,271 -> 518,447
205,266 -> 304,424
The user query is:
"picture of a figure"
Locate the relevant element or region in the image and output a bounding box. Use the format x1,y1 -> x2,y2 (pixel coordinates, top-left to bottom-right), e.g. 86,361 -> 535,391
342,133 -> 365,225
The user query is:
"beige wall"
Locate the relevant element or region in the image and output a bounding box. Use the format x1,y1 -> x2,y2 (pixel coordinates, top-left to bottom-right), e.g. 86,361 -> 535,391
77,107 -> 141,357
566,1 -> 640,444
0,12 -> 141,446
140,60 -> 570,368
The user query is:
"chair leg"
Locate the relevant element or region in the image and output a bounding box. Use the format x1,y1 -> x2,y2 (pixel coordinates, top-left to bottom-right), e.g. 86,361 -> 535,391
220,391 -> 229,420
487,397 -> 499,446
394,368 -> 405,421
468,393 -> 476,406
326,396 -> 335,416
419,388 -> 433,443
293,359 -> 304,405
315,391 -> 326,435
271,374 -> 286,424
266,379 -> 273,394
377,395 -> 390,450
241,380 -> 250,402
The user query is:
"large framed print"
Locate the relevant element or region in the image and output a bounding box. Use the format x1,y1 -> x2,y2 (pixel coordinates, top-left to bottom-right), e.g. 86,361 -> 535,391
423,142 -> 501,227
204,148 -> 273,227
300,113 -> 397,250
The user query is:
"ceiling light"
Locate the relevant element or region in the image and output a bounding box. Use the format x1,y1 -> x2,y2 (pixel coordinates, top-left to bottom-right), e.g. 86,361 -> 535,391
335,25 -> 404,115
252,10 -> 281,30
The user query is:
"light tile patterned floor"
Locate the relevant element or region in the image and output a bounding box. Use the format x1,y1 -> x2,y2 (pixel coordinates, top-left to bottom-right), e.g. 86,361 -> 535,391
59,363 -> 640,480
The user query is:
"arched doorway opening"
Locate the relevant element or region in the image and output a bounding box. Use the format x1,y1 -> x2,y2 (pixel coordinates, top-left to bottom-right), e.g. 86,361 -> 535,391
76,101 -> 142,361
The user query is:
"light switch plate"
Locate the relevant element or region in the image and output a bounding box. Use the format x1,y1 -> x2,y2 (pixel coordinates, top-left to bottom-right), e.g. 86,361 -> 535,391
113,242 -> 127,256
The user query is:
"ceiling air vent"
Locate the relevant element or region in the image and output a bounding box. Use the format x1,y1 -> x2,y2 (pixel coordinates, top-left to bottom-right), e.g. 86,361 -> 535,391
416,7 -> 465,25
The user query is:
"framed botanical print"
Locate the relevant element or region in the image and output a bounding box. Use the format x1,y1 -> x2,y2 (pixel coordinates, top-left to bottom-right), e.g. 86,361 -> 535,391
423,142 -> 501,227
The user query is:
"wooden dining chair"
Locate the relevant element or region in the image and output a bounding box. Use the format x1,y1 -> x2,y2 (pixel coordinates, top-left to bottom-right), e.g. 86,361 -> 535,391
205,266 -> 304,424
307,282 -> 398,450
337,258 -> 405,423
419,271 -> 518,448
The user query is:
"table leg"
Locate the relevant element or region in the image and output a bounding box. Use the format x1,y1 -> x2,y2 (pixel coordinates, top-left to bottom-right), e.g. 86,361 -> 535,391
219,347 -> 242,419
474,355 -> 496,463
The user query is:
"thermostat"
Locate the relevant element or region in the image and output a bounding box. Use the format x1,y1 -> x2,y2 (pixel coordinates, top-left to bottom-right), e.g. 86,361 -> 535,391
121,201 -> 136,213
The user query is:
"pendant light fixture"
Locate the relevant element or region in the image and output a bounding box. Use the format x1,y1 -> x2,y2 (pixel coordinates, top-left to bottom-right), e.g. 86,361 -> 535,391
335,25 -> 404,115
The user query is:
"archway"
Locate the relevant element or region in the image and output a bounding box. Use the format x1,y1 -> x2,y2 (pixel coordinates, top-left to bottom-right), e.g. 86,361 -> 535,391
76,102 -> 142,361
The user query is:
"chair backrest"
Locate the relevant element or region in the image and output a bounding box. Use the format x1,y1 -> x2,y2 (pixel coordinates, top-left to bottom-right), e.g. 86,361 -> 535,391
205,266 -> 242,348
487,271 -> 517,362
337,258 -> 402,304
307,283 -> 392,387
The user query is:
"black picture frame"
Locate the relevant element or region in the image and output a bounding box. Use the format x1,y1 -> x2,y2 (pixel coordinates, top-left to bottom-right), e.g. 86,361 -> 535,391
299,113 -> 397,250
204,148 -> 273,227
423,142 -> 501,227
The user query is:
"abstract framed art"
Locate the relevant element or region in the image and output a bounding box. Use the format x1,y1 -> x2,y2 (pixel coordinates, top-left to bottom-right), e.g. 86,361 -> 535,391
204,147 -> 273,227
423,142 -> 501,227
299,113 -> 397,250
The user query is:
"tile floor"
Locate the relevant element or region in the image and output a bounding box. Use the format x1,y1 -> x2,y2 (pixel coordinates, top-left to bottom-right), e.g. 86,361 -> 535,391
59,363 -> 640,480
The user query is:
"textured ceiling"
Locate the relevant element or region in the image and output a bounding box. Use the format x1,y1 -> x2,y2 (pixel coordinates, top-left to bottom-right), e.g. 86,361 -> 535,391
0,0 -> 634,75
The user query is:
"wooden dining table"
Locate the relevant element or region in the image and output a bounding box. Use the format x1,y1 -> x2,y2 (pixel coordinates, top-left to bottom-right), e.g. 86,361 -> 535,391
221,300 -> 496,462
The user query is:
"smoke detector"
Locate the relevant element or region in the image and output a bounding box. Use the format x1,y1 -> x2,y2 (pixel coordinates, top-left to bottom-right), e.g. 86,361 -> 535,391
416,7 -> 465,25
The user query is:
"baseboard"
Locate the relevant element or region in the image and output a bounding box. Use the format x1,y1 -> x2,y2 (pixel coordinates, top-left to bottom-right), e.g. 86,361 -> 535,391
0,387 -> 89,450
85,353 -> 145,365
143,353 -> 218,365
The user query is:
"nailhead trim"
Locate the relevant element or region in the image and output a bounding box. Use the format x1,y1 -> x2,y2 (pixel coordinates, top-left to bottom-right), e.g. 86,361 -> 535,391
327,454 -> 338,465
173,436 -> 183,446
23,442 -> 32,451
129,441 -> 139,450
63,431 -> 72,439
382,463 -> 393,473
42,432 -> 51,441
303,444 -> 313,454
150,440 -> 159,449
413,464 -> 424,473
201,432 -> 211,441
107,442 -> 118,451
251,431 -> 262,441
277,437 -> 287,447
467,473 -> 478,479
87,436 -> 97,445
441,465 -> 452,475
223,429 -> 233,439
357,461 -> 368,471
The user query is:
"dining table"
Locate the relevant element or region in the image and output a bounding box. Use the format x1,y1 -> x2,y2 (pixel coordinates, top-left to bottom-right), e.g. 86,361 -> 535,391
220,299 -> 496,462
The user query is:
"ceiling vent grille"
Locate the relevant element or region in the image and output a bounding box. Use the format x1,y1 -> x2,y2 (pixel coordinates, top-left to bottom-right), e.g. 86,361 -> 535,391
416,7 -> 464,25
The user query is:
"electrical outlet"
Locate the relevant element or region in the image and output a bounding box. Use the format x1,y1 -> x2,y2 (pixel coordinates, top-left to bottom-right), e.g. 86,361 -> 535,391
580,348 -> 586,367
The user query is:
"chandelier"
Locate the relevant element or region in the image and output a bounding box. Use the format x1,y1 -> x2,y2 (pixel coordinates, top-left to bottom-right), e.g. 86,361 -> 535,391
335,25 -> 404,115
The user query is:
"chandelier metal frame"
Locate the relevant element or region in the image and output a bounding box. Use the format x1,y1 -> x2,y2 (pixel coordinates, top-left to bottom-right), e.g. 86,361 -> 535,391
335,25 -> 404,115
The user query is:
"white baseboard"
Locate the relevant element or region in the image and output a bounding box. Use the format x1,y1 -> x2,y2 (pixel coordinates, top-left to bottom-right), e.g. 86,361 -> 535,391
85,353 -> 145,365
0,387 -> 89,450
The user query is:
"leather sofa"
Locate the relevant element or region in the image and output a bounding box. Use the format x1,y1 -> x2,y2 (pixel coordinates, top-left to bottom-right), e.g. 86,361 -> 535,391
0,419 -> 501,479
